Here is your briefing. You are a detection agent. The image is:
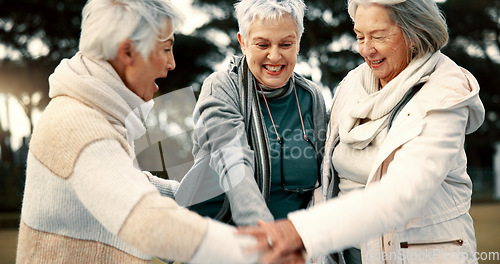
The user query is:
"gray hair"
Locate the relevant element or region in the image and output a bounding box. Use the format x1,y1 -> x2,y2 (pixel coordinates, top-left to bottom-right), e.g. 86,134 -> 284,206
79,0 -> 183,61
348,0 -> 448,60
235,0 -> 306,41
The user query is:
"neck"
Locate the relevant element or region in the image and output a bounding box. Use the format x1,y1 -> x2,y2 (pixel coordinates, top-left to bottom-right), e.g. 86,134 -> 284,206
256,80 -> 293,100
108,58 -> 127,88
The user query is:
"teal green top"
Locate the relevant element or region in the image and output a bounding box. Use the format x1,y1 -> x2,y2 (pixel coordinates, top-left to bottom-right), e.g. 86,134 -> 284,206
189,81 -> 320,221
260,83 -> 319,219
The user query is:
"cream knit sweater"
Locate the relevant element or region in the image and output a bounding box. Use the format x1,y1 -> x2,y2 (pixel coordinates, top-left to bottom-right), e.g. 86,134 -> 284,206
16,53 -> 257,263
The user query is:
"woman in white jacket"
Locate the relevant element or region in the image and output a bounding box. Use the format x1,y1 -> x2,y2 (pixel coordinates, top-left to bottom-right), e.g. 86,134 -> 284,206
240,0 -> 485,263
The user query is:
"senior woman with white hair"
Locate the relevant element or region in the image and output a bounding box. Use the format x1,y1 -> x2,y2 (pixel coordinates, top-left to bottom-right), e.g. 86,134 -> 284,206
15,0 -> 259,263
240,0 -> 485,263
187,0 -> 327,227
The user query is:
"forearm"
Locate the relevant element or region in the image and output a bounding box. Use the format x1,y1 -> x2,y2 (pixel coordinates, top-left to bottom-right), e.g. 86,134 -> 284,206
193,88 -> 273,226
226,164 -> 274,226
189,219 -> 259,263
118,192 -> 208,261
71,140 -> 205,260
289,109 -> 468,257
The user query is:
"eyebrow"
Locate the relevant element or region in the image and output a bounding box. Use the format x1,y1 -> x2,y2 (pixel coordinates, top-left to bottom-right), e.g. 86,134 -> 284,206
353,28 -> 386,35
251,34 -> 297,42
164,38 -> 174,45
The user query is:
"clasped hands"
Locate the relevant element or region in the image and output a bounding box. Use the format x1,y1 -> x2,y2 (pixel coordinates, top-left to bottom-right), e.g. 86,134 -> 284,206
238,219 -> 306,264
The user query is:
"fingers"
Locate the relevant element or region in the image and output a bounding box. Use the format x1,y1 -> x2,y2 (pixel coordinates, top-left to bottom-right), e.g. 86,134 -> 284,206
281,250 -> 306,264
238,219 -> 307,264
262,249 -> 305,264
237,226 -> 272,253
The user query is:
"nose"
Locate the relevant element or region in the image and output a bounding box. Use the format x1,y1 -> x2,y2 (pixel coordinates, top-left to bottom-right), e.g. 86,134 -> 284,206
267,45 -> 281,62
359,39 -> 376,58
167,54 -> 176,71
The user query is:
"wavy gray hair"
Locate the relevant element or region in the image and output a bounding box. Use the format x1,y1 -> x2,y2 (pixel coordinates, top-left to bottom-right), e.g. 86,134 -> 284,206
235,0 -> 306,41
348,0 -> 448,60
79,0 -> 184,61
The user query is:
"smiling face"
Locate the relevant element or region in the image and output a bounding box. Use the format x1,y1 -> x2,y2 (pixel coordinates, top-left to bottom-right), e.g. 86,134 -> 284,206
238,15 -> 299,89
125,22 -> 176,101
354,4 -> 409,87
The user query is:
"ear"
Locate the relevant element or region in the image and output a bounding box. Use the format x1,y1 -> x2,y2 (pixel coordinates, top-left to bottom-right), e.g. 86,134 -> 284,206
116,39 -> 136,66
237,32 -> 246,55
408,39 -> 417,49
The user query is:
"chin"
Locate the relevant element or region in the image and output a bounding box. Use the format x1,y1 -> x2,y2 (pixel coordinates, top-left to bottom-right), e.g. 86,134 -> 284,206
264,79 -> 288,89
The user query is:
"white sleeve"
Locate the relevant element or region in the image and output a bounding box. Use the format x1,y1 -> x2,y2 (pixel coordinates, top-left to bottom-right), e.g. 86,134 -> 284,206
70,139 -> 157,235
189,219 -> 259,264
289,106 -> 469,257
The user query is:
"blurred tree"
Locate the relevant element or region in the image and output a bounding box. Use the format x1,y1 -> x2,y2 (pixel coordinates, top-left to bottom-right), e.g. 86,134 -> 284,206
440,0 -> 500,151
0,0 -> 223,185
191,0 -> 500,169
0,0 -> 85,136
192,0 -> 362,88
0,0 -> 222,148
156,34 -> 224,95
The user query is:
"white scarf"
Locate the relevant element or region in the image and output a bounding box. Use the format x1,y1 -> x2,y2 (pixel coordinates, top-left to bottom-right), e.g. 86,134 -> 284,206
338,52 -> 441,149
48,52 -> 154,147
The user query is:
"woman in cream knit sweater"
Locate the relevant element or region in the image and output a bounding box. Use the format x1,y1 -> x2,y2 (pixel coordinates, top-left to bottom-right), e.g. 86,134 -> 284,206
16,0 -> 257,263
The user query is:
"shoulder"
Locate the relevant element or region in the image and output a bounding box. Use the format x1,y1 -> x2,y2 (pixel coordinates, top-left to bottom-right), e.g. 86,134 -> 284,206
30,96 -> 129,178
416,53 -> 479,111
199,70 -> 239,101
428,54 -> 472,96
200,55 -> 242,97
294,74 -> 325,105
197,57 -> 245,111
294,74 -> 320,92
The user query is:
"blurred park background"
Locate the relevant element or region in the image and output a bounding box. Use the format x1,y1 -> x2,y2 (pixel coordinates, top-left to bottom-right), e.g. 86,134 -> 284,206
0,0 -> 499,263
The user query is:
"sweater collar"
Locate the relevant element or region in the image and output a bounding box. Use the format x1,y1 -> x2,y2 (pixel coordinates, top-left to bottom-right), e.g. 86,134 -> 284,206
256,78 -> 294,100
48,52 -> 153,144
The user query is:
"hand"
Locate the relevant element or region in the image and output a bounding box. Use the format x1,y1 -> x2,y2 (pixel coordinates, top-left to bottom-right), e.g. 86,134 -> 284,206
238,219 -> 306,264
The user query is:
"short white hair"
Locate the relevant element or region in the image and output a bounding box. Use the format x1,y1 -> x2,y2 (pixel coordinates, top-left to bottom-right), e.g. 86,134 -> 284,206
235,0 -> 306,41
79,0 -> 183,61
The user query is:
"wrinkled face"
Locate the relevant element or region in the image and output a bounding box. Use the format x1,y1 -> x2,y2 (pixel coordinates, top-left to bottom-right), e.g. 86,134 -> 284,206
126,22 -> 176,101
354,4 -> 409,87
238,15 -> 299,89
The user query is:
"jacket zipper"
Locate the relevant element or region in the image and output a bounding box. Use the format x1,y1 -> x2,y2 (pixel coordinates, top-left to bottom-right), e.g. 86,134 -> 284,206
400,239 -> 463,249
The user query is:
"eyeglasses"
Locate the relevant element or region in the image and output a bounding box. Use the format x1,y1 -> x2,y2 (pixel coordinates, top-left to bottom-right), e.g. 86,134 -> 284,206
278,135 -> 321,194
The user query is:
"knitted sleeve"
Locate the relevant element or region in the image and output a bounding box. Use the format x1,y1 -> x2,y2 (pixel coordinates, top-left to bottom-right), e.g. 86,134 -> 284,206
71,139 -> 207,261
144,171 -> 180,199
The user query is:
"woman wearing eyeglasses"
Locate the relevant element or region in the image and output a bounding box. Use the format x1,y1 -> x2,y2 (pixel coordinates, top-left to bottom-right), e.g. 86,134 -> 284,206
186,0 -> 327,226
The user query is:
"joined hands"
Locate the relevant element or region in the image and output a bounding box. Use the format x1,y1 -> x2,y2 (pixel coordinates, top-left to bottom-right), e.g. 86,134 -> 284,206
238,219 -> 306,264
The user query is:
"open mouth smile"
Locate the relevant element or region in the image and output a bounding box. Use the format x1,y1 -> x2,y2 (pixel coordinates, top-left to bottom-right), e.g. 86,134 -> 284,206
371,59 -> 385,66
264,65 -> 285,73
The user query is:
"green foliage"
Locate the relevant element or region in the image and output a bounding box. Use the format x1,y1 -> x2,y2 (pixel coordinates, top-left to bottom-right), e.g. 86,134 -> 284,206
0,0 -> 84,61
